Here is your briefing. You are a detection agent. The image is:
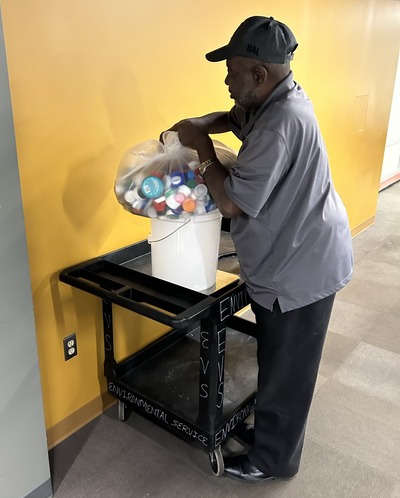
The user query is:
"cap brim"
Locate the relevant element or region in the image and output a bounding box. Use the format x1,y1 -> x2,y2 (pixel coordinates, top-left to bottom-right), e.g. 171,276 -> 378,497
205,45 -> 231,62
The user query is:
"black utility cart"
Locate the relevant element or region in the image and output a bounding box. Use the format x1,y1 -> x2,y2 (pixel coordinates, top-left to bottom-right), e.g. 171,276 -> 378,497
59,231 -> 258,476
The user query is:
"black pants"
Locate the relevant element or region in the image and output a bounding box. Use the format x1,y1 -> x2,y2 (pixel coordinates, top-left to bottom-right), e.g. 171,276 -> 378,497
247,293 -> 336,477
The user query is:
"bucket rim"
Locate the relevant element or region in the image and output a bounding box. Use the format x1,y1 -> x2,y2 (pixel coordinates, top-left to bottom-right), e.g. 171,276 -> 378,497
150,210 -> 222,224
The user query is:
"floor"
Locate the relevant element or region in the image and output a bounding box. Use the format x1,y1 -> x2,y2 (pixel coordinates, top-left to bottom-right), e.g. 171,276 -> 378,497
50,182 -> 400,498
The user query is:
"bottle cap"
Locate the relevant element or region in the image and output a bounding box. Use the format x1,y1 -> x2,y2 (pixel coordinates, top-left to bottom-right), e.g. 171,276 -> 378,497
174,192 -> 186,204
124,189 -> 140,204
187,161 -> 198,170
140,176 -> 164,199
205,200 -> 216,212
185,171 -> 197,188
165,209 -> 179,219
131,199 -> 148,211
171,206 -> 183,215
165,193 -> 181,210
182,198 -> 196,212
153,197 -> 167,212
177,185 -> 191,196
194,184 -> 208,199
171,171 -> 185,187
195,200 -> 206,214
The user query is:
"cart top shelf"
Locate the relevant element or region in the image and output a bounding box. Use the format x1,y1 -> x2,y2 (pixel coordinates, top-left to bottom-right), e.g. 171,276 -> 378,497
59,234 -> 247,329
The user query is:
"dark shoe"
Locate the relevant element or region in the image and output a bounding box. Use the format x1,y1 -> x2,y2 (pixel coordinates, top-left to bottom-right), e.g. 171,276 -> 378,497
224,454 -> 295,483
235,423 -> 254,445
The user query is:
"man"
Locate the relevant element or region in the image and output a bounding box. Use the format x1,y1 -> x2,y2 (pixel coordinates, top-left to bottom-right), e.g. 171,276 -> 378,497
166,16 -> 353,482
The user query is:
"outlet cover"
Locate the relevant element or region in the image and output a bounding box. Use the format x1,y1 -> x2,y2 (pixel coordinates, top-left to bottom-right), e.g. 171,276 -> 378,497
63,333 -> 78,361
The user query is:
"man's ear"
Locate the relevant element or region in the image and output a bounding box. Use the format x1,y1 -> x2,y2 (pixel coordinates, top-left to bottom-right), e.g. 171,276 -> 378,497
252,64 -> 268,85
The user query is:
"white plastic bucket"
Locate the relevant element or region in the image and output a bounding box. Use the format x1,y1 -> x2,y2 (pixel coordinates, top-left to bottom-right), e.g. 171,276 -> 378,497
149,211 -> 222,291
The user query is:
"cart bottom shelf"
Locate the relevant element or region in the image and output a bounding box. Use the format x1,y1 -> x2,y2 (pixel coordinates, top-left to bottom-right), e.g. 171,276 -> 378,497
117,326 -> 258,431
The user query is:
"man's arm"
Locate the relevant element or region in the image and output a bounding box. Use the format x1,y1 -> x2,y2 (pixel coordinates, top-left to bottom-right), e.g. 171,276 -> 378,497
167,115 -> 241,218
168,112 -> 230,135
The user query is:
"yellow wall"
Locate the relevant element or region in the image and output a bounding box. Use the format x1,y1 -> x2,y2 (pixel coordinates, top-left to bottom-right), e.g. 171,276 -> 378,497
1,0 -> 399,446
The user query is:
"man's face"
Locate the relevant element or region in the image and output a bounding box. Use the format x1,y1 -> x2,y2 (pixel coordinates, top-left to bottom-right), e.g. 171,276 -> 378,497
225,57 -> 259,111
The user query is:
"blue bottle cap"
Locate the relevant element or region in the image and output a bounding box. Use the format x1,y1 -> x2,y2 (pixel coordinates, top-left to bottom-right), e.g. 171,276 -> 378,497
171,171 -> 185,187
205,200 -> 216,212
171,206 -> 183,215
165,209 -> 179,219
187,161 -> 198,170
140,176 -> 164,199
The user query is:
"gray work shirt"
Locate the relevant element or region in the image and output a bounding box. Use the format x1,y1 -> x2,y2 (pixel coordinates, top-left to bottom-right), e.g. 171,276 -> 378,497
224,72 -> 353,312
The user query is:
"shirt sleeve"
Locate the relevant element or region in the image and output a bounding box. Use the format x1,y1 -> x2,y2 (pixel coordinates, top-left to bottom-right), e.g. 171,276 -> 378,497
224,127 -> 289,218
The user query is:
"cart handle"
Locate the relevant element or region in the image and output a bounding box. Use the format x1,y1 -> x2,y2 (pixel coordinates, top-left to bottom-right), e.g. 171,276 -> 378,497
59,268 -> 244,328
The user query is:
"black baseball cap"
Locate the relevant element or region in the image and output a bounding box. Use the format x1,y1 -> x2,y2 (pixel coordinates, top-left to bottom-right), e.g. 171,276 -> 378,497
205,16 -> 298,64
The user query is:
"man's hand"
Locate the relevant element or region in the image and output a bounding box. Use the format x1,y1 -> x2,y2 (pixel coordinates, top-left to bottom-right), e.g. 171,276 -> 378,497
169,119 -> 210,152
160,112 -> 230,144
159,113 -> 241,219
160,117 -> 202,143
161,118 -> 216,164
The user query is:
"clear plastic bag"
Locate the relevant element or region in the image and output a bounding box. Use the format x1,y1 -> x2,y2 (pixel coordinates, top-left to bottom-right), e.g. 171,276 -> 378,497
114,131 -> 236,220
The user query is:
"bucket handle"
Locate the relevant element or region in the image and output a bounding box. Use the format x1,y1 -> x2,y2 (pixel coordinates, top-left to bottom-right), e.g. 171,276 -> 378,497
148,218 -> 192,243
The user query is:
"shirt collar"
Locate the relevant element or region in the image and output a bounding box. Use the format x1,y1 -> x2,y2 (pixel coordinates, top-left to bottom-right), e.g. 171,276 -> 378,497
253,71 -> 295,119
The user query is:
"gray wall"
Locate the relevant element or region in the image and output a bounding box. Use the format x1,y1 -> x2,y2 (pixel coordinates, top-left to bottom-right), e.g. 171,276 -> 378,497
0,8 -> 52,498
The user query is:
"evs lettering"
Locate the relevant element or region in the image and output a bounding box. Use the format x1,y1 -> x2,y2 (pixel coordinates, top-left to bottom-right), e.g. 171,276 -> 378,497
219,288 -> 249,321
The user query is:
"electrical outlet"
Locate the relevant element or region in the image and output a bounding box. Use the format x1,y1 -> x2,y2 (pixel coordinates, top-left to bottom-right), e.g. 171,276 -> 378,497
63,333 -> 78,361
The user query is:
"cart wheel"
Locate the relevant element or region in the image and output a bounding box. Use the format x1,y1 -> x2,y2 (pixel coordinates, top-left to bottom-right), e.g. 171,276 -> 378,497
117,400 -> 129,421
209,446 -> 224,477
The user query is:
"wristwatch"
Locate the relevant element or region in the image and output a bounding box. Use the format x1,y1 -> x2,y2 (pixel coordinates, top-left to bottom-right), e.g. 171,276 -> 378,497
199,159 -> 217,177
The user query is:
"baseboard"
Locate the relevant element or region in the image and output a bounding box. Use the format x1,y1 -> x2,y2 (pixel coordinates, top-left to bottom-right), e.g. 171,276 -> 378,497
24,478 -> 53,498
380,173 -> 400,191
351,215 -> 375,238
46,391 -> 116,449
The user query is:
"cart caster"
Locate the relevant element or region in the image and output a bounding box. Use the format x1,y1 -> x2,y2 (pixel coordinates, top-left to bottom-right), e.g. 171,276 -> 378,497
209,446 -> 224,477
117,400 -> 129,421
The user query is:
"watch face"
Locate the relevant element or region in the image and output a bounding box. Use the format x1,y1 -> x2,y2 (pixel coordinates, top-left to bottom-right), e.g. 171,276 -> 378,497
200,159 -> 213,175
